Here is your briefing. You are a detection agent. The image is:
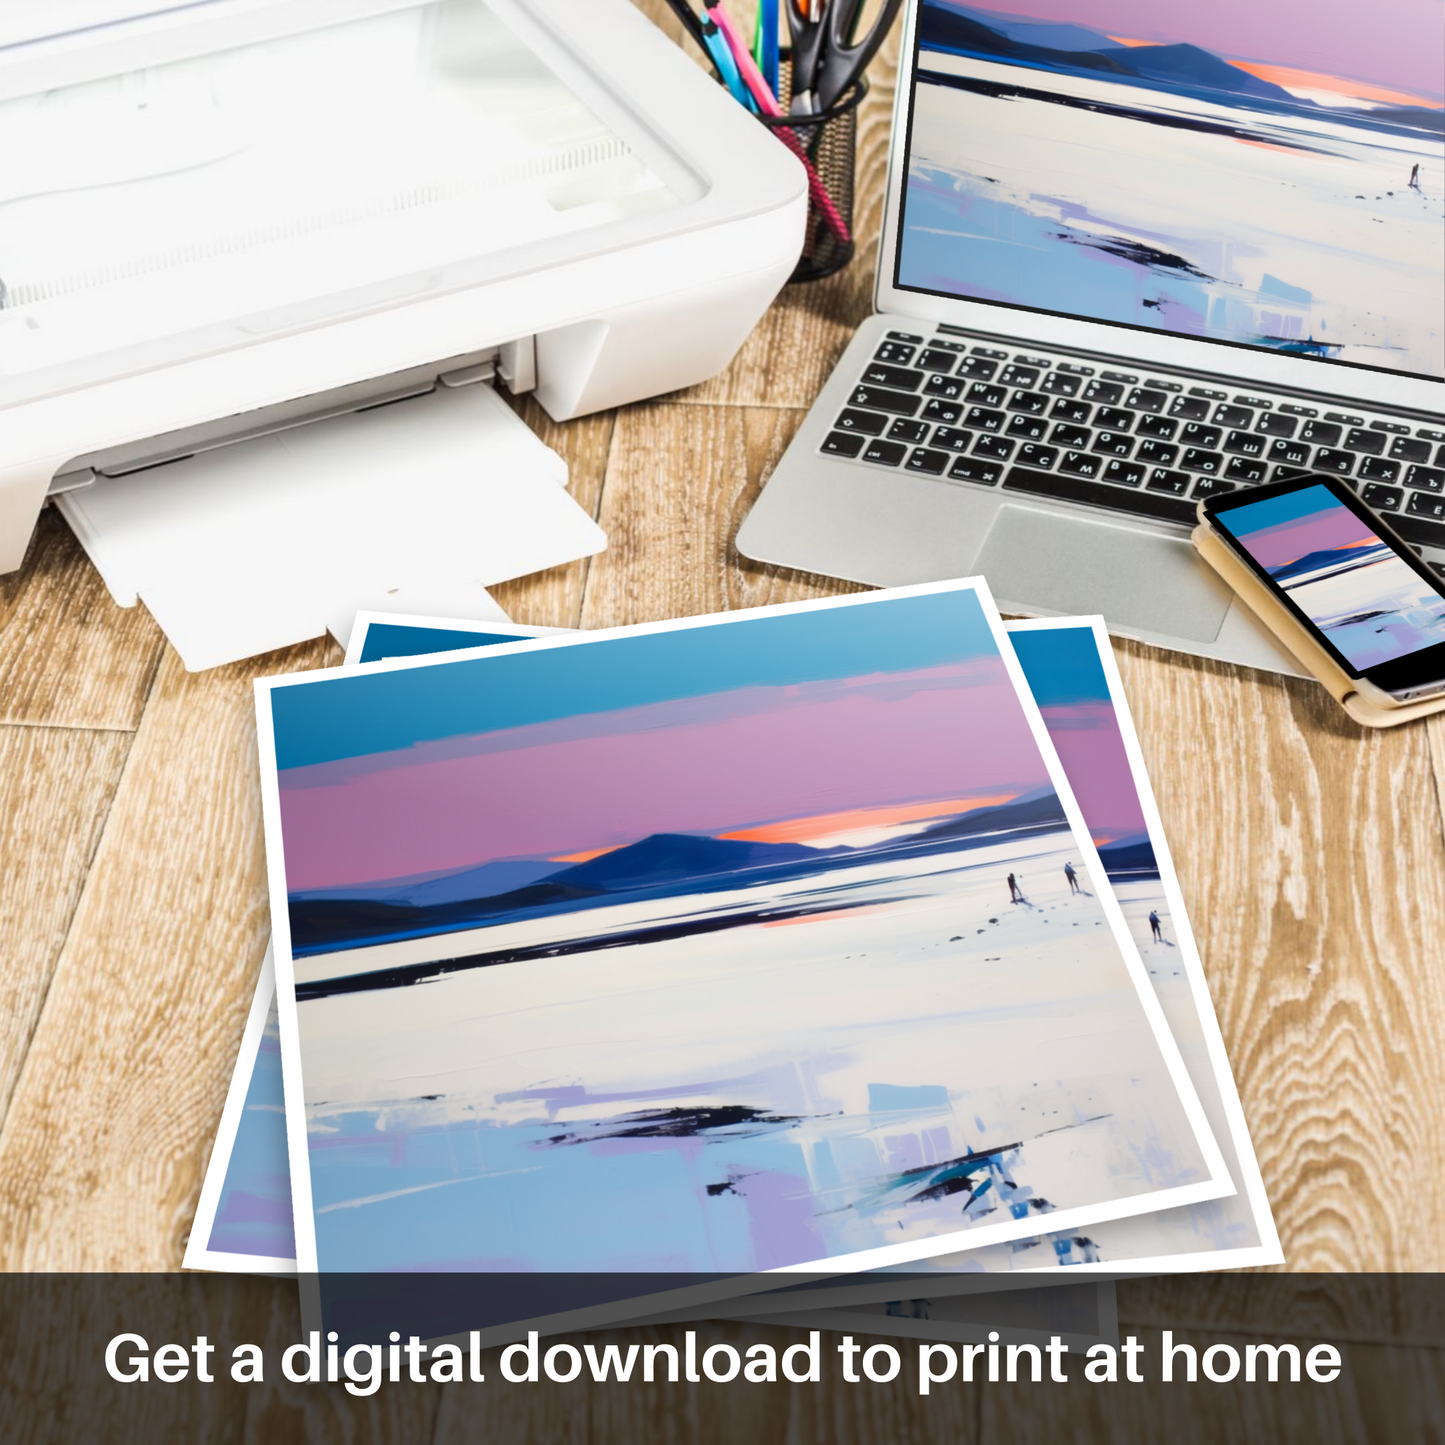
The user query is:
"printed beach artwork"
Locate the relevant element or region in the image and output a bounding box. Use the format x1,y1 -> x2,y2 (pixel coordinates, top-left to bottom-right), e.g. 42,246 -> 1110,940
1218,482 -> 1445,670
261,586 -> 1225,1274
900,0 -> 1444,375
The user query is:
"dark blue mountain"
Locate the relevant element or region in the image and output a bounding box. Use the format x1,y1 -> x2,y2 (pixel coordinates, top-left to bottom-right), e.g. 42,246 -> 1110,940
1267,541 -> 1389,582
913,788 -> 1067,841
920,6 -> 1138,78
293,858 -> 560,908
545,833 -> 829,892
1087,43 -> 1296,102
1097,835 -> 1159,876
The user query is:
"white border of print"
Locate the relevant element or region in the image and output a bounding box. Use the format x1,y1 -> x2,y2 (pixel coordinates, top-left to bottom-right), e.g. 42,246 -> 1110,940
253,580 -> 1233,1292
182,944 -> 295,1277
342,611 -> 572,667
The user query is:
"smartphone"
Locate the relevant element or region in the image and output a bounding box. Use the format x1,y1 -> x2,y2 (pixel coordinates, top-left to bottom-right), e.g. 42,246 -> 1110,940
1201,474 -> 1445,706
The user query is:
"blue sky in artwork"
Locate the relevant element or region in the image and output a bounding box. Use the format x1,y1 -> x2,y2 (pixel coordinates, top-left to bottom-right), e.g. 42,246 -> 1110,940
271,589 -> 998,771
1009,626 -> 1111,709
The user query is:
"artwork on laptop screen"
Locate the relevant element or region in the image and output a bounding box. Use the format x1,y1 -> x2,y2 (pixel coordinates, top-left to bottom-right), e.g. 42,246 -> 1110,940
898,0 -> 1444,377
258,584 -> 1229,1275
1213,483 -> 1445,669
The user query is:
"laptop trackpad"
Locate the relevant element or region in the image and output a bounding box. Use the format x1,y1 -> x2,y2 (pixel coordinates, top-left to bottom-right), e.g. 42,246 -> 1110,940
976,505 -> 1233,643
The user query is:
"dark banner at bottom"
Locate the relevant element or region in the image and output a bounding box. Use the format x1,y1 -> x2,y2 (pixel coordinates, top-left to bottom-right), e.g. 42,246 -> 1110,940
2,1273 -> 1441,1444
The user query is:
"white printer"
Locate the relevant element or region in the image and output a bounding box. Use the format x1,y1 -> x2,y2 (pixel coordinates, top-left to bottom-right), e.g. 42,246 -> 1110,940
0,0 -> 806,662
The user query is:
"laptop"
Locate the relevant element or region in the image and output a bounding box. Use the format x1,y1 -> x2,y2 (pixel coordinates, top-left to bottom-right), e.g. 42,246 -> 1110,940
738,0 -> 1444,672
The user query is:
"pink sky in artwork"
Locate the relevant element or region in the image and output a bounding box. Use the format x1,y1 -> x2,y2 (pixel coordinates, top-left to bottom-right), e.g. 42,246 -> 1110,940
1233,507 -> 1379,569
278,658 -> 1054,892
967,0 -> 1443,97
1038,702 -> 1146,844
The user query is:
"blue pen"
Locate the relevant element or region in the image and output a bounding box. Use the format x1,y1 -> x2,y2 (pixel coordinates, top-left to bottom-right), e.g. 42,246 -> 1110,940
758,0 -> 780,98
700,14 -> 755,110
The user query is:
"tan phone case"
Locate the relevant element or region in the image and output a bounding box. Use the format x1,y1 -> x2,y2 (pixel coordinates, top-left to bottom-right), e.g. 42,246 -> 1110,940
1192,517 -> 1445,728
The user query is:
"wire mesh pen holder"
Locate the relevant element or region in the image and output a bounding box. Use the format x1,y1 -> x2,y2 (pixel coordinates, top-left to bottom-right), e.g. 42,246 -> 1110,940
760,68 -> 867,283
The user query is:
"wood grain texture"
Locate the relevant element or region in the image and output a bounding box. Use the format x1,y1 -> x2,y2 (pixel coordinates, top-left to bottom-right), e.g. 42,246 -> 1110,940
0,641 -> 332,1269
580,403 -> 865,630
0,509 -> 165,730
1108,637 -> 1445,1270
0,725 -> 133,1126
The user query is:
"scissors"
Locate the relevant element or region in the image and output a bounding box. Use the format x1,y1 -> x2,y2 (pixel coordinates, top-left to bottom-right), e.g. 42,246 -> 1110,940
785,0 -> 902,113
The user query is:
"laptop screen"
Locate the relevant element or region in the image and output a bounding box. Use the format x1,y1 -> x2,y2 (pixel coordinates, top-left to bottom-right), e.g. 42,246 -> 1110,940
893,0 -> 1444,380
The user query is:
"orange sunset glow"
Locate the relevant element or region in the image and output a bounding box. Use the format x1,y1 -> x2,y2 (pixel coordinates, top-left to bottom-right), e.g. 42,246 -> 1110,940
721,793 -> 1019,846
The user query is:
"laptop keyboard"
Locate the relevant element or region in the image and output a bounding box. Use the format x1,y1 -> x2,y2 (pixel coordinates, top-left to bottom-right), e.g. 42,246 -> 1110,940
821,329 -> 1445,566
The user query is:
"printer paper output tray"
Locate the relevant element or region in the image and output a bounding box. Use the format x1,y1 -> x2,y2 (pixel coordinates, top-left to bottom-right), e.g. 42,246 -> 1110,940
56,382 -> 604,671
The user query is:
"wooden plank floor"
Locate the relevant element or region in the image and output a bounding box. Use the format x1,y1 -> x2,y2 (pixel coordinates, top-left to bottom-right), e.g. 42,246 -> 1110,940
0,5 -> 1441,1437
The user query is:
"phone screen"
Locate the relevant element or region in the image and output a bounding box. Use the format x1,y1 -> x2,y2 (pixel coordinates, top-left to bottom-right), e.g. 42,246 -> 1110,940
1212,483 -> 1445,674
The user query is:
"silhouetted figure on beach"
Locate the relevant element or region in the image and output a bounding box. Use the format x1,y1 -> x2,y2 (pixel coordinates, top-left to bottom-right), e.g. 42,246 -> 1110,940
1409,163 -> 1421,190
1064,862 -> 1079,894
1149,909 -> 1163,943
1007,872 -> 1021,903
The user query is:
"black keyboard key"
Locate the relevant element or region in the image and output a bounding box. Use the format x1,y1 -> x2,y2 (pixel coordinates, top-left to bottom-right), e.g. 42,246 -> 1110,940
916,348 -> 959,373
1225,456 -> 1268,483
970,346 -> 1008,359
1389,436 -> 1431,463
1008,390 -> 1050,415
1325,411 -> 1363,426
1046,421 -> 1086,447
930,426 -> 973,452
1273,465 -> 1316,481
1344,428 -> 1385,455
1279,404 -> 1317,418
850,384 -> 921,417
821,431 -> 865,457
1003,465 -> 1197,524
1014,354 -> 1050,367
887,330 -> 924,343
1224,430 -> 1266,458
1299,420 -> 1341,446
1314,448 -> 1354,475
1214,404 -> 1254,428
1359,456 -> 1400,483
1146,468 -> 1190,495
973,435 -> 1015,461
1093,432 -> 1134,457
1393,513 -> 1445,550
906,447 -> 950,476
1136,414 -> 1178,440
1423,428 -> 1445,442
1059,451 -> 1102,478
1361,483 -> 1402,510
835,408 -> 889,435
1407,490 -> 1445,521
1434,445 -> 1445,465
860,438 -> 907,467
1137,440 -> 1179,467
965,406 -> 1006,432
922,398 -> 963,424
1182,448 -> 1223,474
967,382 -> 1008,407
998,364 -> 1040,388
1083,380 -> 1123,404
862,362 -> 925,390
948,457 -> 1003,485
1050,398 -> 1092,424
1126,387 -> 1167,413
957,356 -> 999,380
1257,413 -> 1299,437
1169,395 -> 1211,421
1104,460 -> 1146,487
1017,444 -> 1058,469
1180,423 -> 1222,449
1370,419 -> 1410,435
1095,406 -> 1134,432
1407,465 -> 1445,493
1269,438 -> 1311,467
932,340 -> 969,352
1006,414 -> 1048,441
1057,362 -> 1094,375
1189,386 -> 1228,401
874,341 -> 917,365
1101,370 -> 1138,384
1145,379 -> 1182,393
1040,372 -> 1081,397
923,374 -> 966,400
1194,476 -> 1238,499
888,418 -> 932,444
